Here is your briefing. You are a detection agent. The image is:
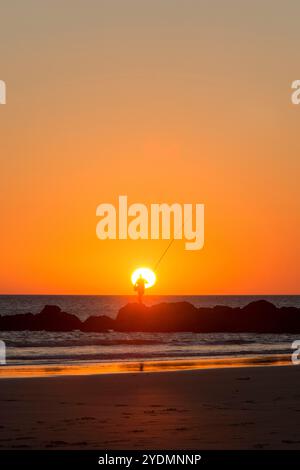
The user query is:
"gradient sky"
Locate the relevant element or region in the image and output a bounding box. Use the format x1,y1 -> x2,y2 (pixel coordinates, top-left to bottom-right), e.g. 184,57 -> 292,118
1,0 -> 300,294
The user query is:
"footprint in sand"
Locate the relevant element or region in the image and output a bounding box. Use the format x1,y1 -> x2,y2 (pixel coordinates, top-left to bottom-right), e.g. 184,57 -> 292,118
12,445 -> 31,448
253,443 -> 268,449
47,440 -> 68,446
15,436 -> 35,441
229,422 -> 254,427
70,441 -> 88,446
282,439 -> 300,444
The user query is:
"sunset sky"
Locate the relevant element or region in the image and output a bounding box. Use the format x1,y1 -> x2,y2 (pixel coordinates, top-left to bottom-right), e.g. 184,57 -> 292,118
1,0 -> 300,294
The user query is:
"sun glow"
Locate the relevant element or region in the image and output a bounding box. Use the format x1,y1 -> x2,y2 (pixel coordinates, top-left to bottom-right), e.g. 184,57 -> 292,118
131,267 -> 156,289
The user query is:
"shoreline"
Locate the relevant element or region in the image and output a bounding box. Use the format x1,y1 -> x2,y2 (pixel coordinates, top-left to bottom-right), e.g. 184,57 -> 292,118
0,353 -> 293,379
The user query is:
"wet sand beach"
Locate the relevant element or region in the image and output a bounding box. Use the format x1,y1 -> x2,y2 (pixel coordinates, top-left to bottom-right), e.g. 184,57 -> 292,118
0,364 -> 300,449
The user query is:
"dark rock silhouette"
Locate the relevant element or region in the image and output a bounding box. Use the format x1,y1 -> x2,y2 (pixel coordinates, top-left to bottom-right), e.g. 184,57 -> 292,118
34,306 -> 82,331
0,305 -> 82,332
116,301 -> 199,332
0,300 -> 300,333
81,315 -> 115,332
0,312 -> 36,331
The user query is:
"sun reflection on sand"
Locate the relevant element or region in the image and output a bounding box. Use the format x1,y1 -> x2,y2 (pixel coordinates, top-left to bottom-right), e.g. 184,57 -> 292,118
0,354 -> 291,379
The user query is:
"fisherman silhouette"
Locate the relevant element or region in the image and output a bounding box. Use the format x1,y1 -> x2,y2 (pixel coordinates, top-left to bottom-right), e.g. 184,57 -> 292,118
134,274 -> 146,304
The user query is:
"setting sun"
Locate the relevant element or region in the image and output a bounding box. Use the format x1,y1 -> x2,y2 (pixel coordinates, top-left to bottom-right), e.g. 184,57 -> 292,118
131,268 -> 156,289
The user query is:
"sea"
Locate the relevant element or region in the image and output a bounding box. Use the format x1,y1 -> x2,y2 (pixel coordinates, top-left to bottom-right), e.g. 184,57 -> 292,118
0,295 -> 300,367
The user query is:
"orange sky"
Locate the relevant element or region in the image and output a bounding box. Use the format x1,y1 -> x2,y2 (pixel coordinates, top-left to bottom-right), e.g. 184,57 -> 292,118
0,1 -> 300,294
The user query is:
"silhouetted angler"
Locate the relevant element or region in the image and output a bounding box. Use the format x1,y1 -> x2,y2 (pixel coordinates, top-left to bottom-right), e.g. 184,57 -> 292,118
134,274 -> 145,304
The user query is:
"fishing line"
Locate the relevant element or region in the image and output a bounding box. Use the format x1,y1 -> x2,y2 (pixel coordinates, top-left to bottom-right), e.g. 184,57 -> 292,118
154,238 -> 176,271
153,213 -> 192,271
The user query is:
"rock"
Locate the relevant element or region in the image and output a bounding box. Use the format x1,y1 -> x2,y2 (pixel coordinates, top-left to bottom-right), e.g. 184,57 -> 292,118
82,315 -> 115,332
114,300 -> 300,333
0,300 -> 300,333
0,312 -> 35,331
116,301 -> 198,332
33,305 -> 82,331
0,305 -> 82,332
